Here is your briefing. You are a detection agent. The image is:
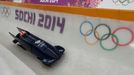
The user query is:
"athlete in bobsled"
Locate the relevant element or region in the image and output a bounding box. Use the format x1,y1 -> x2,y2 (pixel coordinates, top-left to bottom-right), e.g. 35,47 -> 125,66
9,27 -> 65,66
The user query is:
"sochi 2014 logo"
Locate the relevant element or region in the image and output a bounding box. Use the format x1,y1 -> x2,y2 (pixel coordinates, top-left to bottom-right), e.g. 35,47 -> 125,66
0,6 -> 11,17
112,0 -> 134,6
79,21 -> 134,51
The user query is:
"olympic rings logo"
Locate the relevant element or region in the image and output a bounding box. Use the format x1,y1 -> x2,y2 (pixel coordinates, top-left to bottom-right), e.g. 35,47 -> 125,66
0,7 -> 11,17
112,0 -> 134,6
80,21 -> 134,51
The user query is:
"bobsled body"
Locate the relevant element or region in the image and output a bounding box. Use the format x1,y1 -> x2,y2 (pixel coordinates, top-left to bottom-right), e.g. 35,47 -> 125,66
9,27 -> 65,66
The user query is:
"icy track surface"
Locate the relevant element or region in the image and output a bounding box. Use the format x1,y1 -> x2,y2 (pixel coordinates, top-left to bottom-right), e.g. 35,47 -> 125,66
0,44 -> 36,75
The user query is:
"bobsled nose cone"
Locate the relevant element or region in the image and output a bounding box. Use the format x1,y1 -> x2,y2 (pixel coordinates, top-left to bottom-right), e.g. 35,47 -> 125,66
42,59 -> 56,65
45,48 -> 59,59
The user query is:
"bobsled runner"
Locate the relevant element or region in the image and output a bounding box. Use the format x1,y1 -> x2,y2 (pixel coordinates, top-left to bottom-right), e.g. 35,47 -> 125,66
9,27 -> 65,66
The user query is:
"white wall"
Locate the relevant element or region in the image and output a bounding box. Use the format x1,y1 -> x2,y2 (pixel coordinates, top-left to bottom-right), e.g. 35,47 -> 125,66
98,0 -> 134,10
13,0 -> 22,3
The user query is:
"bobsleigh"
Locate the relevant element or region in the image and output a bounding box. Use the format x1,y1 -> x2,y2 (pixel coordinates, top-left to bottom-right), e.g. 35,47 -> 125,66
9,27 -> 65,66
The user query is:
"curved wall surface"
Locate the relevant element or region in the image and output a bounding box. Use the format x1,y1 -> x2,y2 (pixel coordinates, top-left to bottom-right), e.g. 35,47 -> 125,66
0,2 -> 134,75
0,44 -> 36,75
